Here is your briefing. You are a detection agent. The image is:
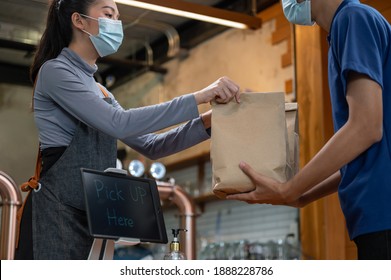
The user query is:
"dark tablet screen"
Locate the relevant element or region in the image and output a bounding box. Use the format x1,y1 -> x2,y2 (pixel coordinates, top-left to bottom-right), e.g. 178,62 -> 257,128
81,168 -> 167,243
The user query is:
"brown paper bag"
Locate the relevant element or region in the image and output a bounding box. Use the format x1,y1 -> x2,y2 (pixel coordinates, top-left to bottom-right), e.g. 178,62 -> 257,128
211,92 -> 299,199
285,102 -> 299,177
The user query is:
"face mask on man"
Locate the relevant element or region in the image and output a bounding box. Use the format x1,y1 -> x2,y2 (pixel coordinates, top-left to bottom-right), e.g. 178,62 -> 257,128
80,14 -> 123,57
282,0 -> 315,26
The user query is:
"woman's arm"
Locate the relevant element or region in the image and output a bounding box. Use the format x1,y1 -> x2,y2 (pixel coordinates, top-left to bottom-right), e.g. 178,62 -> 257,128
40,62 -> 239,140
200,110 -> 212,129
122,116 -> 210,160
122,109 -> 212,160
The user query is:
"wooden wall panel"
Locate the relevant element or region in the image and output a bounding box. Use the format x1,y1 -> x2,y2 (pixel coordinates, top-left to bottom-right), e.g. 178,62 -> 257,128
296,25 -> 354,260
259,2 -> 293,93
361,0 -> 391,11
295,24 -> 329,260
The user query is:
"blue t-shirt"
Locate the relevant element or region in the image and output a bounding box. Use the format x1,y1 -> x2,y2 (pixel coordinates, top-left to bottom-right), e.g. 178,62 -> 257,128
328,0 -> 391,239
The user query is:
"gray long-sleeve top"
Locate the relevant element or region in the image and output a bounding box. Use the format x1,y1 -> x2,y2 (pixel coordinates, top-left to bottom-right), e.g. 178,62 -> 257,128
34,48 -> 210,159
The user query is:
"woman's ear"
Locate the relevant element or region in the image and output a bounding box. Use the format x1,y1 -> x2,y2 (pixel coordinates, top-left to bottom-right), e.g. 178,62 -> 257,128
71,12 -> 85,30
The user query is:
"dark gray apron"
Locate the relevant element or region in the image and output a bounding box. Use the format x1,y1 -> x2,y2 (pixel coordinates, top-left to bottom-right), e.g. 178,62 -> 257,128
31,120 -> 116,259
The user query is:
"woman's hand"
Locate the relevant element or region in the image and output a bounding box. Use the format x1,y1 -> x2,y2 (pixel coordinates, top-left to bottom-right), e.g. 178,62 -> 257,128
193,76 -> 241,105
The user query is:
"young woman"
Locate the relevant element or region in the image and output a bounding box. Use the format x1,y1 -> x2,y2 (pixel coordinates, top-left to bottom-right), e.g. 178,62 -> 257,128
15,0 -> 241,259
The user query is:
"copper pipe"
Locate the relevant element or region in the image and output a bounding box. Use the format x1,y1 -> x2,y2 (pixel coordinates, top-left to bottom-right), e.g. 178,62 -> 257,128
157,182 -> 196,260
0,171 -> 22,260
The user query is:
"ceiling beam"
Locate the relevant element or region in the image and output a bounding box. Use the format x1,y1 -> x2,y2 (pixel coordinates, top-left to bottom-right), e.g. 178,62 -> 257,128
99,56 -> 167,74
0,62 -> 31,86
0,38 -> 36,52
115,0 -> 262,29
0,38 -> 166,88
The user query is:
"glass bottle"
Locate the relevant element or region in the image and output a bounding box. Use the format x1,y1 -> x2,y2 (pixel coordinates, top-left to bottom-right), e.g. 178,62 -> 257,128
164,229 -> 187,260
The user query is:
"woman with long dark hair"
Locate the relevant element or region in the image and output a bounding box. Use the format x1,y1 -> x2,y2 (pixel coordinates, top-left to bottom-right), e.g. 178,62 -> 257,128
16,0 -> 241,259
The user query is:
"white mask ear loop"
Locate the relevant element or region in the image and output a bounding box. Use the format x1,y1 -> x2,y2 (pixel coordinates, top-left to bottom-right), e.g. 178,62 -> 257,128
80,13 -> 98,21
81,29 -> 93,37
79,14 -> 96,36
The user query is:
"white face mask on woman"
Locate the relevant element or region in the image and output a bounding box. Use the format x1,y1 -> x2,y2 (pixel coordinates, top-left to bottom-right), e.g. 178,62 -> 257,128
282,0 -> 315,26
81,14 -> 123,57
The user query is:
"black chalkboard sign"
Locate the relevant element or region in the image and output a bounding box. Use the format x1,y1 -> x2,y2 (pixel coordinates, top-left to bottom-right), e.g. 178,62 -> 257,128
80,168 -> 167,243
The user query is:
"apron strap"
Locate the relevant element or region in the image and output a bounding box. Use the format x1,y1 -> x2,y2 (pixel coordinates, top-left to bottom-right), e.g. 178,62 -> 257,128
96,83 -> 109,98
20,147 -> 42,192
